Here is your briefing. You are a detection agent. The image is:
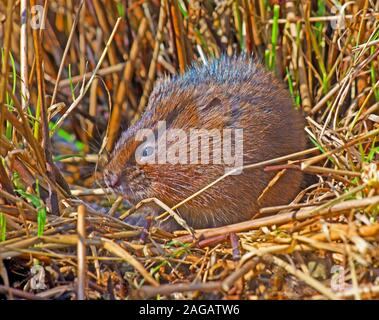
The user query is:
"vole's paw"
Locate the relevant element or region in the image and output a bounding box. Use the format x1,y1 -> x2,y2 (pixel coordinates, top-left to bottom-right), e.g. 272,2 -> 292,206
123,207 -> 181,233
124,214 -> 181,233
121,203 -> 156,228
124,213 -> 152,229
155,219 -> 181,233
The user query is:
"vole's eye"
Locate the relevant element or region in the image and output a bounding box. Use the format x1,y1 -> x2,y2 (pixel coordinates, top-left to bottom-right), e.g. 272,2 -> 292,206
142,146 -> 154,157
135,142 -> 156,164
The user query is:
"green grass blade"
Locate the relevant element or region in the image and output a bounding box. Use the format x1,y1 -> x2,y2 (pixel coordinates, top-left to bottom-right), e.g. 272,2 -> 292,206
269,4 -> 280,70
0,213 -> 6,242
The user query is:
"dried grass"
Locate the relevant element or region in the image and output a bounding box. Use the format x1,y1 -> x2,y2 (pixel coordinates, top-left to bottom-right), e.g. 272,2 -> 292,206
0,0 -> 378,300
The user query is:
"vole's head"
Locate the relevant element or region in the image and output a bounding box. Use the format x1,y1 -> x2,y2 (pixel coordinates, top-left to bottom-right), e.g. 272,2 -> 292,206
103,79 -> 234,206
103,56 -> 264,206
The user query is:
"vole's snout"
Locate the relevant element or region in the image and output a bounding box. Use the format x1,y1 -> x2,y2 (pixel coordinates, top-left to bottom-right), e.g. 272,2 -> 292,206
104,170 -> 122,189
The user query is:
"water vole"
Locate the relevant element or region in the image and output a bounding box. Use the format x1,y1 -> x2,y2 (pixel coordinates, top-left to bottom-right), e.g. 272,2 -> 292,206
103,55 -> 307,231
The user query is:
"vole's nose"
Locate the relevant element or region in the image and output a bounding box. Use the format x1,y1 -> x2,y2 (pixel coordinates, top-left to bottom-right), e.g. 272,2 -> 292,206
105,171 -> 122,188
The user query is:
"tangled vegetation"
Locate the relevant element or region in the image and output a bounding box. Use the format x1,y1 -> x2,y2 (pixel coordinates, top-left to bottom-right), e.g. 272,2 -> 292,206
0,0 -> 378,300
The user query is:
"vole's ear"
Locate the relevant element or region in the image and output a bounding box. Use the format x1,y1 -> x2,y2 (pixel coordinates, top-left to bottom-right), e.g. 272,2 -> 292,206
206,95 -> 235,114
202,95 -> 237,127
201,96 -> 225,116
206,97 -> 223,110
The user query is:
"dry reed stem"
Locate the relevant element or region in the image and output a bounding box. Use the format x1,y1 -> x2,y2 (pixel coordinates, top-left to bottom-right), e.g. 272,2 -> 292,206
134,0 -> 168,121
50,0 -> 84,109
19,0 -> 29,110
175,195 -> 379,243
106,18 -> 148,151
77,204 -> 87,300
53,17 -> 122,131
0,0 -> 14,138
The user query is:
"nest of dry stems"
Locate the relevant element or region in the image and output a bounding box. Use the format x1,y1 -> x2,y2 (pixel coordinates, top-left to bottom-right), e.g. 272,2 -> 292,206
0,0 -> 379,300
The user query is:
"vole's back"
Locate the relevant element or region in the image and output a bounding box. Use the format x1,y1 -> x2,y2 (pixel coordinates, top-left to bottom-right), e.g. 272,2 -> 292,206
105,56 -> 307,230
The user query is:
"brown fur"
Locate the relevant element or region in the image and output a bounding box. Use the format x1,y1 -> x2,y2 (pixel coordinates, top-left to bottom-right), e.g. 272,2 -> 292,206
103,56 -> 307,230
